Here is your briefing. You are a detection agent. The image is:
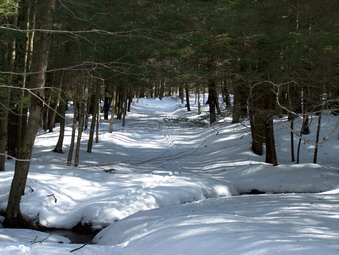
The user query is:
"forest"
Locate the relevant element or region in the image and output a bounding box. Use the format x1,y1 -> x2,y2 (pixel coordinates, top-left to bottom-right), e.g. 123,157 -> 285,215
0,0 -> 338,254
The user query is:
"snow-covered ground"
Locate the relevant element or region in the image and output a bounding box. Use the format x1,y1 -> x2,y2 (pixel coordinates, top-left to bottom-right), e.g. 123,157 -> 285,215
0,95 -> 338,254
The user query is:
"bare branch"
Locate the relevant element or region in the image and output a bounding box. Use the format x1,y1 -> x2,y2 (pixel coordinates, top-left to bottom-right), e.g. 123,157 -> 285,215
0,85 -> 65,120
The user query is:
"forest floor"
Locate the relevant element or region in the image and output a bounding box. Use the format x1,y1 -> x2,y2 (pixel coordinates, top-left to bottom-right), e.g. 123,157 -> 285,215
0,95 -> 339,254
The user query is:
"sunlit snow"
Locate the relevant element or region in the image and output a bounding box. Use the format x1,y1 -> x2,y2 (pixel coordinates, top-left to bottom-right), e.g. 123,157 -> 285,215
0,95 -> 338,254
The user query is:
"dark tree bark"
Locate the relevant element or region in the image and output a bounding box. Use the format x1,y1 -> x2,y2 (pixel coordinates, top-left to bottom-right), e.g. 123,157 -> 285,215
289,114 -> 295,162
4,0 -> 56,228
196,87 -> 201,115
53,72 -> 69,153
232,84 -> 241,123
249,106 -> 264,156
222,81 -> 231,108
87,82 -> 100,153
179,85 -> 184,104
15,0 -> 36,152
313,113 -> 322,164
185,84 -> 191,112
250,83 -> 278,165
122,87 -> 128,127
53,99 -> 67,153
66,105 -> 77,166
109,87 -> 116,133
74,96 -> 84,167
1,11 -> 19,169
263,85 -> 278,166
103,96 -> 111,120
48,72 -> 64,132
265,117 -> 278,166
248,84 -> 265,156
207,79 -> 217,124
232,84 -> 248,123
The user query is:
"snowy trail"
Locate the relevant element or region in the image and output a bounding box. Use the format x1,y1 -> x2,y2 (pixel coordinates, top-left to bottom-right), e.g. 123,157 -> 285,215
1,96 -> 339,255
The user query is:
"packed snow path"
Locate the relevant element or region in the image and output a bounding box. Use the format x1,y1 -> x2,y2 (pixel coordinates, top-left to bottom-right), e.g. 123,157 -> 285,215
0,96 -> 339,254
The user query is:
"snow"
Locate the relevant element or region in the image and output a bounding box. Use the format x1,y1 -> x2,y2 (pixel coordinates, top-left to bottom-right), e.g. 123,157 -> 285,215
0,95 -> 338,254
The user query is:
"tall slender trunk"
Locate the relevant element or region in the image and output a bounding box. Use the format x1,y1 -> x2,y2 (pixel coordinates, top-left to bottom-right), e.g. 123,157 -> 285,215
207,79 -> 217,124
53,99 -> 67,153
264,87 -> 278,166
108,88 -> 116,133
4,0 -> 56,227
288,84 -> 296,162
53,72 -> 68,153
222,81 -> 231,108
67,105 -> 77,166
185,84 -> 190,112
249,108 -> 264,156
179,85 -> 184,104
313,113 -> 322,164
95,101 -> 100,144
0,12 -> 18,171
265,117 -> 278,166
103,95 -> 111,120
232,84 -> 241,123
87,82 -> 100,153
74,100 -> 84,167
48,72 -> 64,132
197,87 -> 201,115
289,115 -> 295,162
122,88 -> 128,127
17,0 -> 37,150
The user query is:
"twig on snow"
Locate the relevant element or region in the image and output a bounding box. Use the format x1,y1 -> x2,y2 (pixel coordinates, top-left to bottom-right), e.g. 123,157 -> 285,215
70,244 -> 87,253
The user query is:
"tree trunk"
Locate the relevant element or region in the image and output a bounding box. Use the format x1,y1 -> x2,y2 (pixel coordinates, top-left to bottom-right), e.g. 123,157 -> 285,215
289,114 -> 295,162
288,84 -> 296,162
0,12 -> 18,170
264,86 -> 278,166
179,85 -> 184,104
232,84 -> 241,123
108,88 -> 116,133
265,117 -> 278,166
0,87 -> 11,170
159,77 -> 165,100
248,86 -> 265,156
207,79 -> 217,124
222,81 -> 231,108
103,95 -> 111,120
1,7 -> 21,169
116,87 -> 123,120
95,101 -> 100,144
43,93 -> 52,132
74,100 -> 84,167
197,87 -> 201,115
87,83 -> 100,153
16,0 -> 37,151
53,98 -> 67,153
53,71 -> 69,153
122,88 -> 128,127
249,108 -> 264,156
66,105 -> 77,166
48,72 -> 64,132
185,84 -> 191,112
313,113 -> 322,164
4,0 -> 56,228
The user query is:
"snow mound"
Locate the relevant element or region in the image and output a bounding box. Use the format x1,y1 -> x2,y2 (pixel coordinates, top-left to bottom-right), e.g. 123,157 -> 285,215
94,193 -> 339,255
19,172 -> 237,229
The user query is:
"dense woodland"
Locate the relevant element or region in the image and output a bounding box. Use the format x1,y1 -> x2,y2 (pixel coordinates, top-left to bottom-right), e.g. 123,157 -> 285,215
0,0 -> 338,228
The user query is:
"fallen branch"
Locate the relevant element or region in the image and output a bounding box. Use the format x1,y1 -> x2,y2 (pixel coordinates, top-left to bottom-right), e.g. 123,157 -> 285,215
31,234 -> 51,244
70,244 -> 87,253
47,194 -> 57,203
